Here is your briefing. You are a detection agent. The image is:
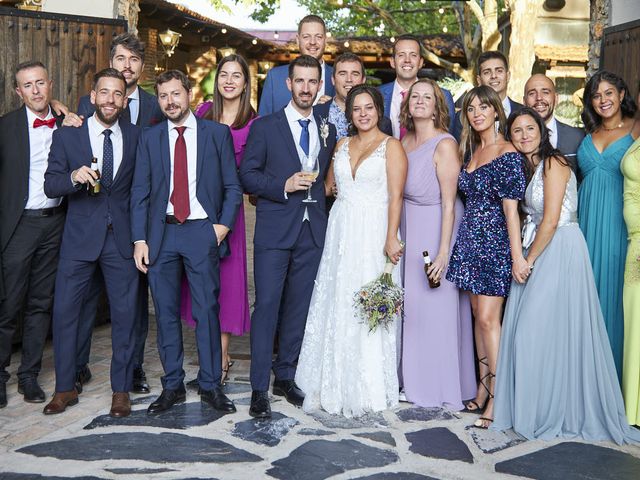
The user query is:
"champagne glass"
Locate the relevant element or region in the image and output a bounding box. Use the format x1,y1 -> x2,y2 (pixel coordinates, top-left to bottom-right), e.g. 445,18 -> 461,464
301,155 -> 319,203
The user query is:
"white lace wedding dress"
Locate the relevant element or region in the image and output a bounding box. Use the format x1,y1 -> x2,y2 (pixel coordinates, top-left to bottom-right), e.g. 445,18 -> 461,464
295,137 -> 399,418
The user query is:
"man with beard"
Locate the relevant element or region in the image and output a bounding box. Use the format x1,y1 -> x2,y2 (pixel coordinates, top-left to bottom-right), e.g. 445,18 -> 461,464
131,70 -> 242,415
379,34 -> 455,139
42,69 -> 141,417
240,55 -> 337,418
0,61 -> 65,408
258,15 -> 334,116
314,52 -> 392,140
73,33 -> 162,396
523,73 -> 584,157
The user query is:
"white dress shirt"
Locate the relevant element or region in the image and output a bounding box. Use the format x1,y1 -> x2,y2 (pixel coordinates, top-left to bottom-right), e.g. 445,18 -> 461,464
390,80 -> 407,139
166,111 -> 208,219
25,107 -> 61,209
284,101 -> 320,221
127,86 -> 140,125
546,117 -> 559,149
313,61 -> 327,105
87,115 -> 124,180
502,96 -> 512,118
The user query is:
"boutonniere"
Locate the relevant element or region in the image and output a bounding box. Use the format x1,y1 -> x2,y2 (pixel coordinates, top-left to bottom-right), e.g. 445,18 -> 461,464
320,117 -> 330,148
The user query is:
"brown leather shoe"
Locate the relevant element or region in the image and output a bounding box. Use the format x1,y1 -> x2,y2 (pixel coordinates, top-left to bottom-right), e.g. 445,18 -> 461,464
110,392 -> 131,418
43,390 -> 78,415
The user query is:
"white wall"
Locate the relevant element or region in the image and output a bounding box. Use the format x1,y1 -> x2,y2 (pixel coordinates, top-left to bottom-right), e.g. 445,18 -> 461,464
42,0 -> 117,19
611,0 -> 640,26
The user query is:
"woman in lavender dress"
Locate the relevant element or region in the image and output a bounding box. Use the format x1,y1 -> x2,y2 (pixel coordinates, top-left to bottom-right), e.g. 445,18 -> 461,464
400,79 -> 476,410
445,86 -> 526,428
181,54 -> 255,382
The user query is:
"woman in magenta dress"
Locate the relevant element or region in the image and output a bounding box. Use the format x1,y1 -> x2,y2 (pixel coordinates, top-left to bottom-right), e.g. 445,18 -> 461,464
400,79 -> 476,410
181,54 -> 255,382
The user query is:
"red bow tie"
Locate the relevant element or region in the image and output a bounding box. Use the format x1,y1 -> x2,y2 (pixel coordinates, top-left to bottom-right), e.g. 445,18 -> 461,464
33,117 -> 56,129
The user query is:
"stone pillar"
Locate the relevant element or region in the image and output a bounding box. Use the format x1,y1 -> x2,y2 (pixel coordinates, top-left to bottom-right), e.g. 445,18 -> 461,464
587,0 -> 610,78
117,0 -> 140,35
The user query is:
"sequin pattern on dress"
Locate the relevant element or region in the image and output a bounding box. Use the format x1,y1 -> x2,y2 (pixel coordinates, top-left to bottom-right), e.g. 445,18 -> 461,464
445,151 -> 526,297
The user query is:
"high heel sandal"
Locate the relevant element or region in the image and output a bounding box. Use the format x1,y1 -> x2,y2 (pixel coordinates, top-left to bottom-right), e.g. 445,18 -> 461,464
221,359 -> 233,385
462,357 -> 490,413
472,371 -> 495,429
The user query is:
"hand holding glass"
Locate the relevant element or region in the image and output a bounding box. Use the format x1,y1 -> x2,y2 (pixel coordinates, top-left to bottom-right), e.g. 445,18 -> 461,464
301,155 -> 319,203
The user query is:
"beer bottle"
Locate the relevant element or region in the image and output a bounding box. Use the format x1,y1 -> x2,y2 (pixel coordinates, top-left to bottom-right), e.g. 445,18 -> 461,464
422,250 -> 440,289
87,157 -> 101,196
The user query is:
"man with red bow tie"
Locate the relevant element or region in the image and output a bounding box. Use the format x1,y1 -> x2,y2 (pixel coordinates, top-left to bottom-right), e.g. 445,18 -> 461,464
0,61 -> 65,408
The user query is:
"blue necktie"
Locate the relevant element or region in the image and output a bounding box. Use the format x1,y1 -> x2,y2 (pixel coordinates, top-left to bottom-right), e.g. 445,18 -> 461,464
102,129 -> 113,190
298,119 -> 310,157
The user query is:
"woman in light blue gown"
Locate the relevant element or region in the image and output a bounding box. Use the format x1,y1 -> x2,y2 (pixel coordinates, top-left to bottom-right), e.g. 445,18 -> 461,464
492,108 -> 640,445
576,71 -> 638,380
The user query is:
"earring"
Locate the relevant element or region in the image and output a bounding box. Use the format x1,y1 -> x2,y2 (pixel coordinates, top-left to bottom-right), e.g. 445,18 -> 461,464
494,120 -> 499,140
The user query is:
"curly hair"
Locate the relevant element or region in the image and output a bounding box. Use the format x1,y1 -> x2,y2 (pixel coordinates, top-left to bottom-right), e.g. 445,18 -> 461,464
581,70 -> 637,133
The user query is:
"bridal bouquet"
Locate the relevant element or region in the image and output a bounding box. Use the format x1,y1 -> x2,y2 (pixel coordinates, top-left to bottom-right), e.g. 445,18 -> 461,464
353,245 -> 405,334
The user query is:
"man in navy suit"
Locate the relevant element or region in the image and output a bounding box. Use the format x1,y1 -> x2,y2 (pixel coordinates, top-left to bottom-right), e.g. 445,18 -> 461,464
378,34 -> 455,138
74,33 -> 162,395
258,15 -> 335,116
42,69 -> 140,417
523,74 -> 585,157
240,55 -> 337,418
131,70 -> 242,415
0,61 -> 65,408
452,50 -> 524,141
314,52 -> 393,139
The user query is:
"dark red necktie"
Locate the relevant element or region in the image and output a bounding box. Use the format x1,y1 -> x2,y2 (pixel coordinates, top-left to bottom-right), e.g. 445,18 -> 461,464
399,90 -> 407,139
170,126 -> 190,223
33,118 -> 56,129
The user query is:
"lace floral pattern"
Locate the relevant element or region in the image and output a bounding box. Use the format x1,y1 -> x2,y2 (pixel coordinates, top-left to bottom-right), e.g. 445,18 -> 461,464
295,138 -> 399,417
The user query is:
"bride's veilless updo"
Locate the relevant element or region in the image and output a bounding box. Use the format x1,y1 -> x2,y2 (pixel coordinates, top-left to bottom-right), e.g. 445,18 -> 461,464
345,84 -> 385,136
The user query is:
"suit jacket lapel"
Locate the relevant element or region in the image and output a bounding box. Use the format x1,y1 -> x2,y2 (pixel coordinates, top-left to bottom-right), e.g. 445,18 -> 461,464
138,88 -> 150,127
159,125 -> 171,190
276,111 -> 301,169
78,121 -> 93,167
112,120 -> 129,186
196,117 -> 206,184
16,106 -> 30,182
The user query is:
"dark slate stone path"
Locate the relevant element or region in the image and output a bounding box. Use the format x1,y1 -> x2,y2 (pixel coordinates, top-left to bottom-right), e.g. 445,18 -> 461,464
17,432 -> 262,464
353,474 -> 440,480
266,439 -> 399,480
495,441 -> 640,480
309,411 -> 388,429
83,401 -> 230,430
406,428 -> 474,464
396,407 -> 456,423
231,412 -> 299,446
354,431 -> 397,446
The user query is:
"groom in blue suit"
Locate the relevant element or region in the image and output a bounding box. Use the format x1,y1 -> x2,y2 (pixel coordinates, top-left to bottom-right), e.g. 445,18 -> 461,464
131,70 -> 242,415
241,55 -> 337,418
43,69 -> 140,417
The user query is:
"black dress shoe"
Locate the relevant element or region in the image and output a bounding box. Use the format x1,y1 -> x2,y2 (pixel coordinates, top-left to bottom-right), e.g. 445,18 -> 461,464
75,365 -> 92,394
132,367 -> 150,394
18,378 -> 45,403
249,390 -> 271,419
0,382 -> 6,408
200,386 -> 236,413
272,379 -> 305,407
147,386 -> 186,414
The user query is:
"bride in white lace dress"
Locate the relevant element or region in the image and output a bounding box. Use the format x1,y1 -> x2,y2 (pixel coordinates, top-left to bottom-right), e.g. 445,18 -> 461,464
295,85 -> 408,417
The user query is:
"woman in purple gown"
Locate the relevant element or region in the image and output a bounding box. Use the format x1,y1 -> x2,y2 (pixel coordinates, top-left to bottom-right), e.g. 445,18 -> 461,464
400,79 -> 476,410
181,54 -> 255,382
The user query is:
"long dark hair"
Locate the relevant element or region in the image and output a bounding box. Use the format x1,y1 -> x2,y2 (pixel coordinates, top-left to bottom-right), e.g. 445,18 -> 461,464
206,54 -> 256,129
506,107 -> 573,181
459,86 -> 506,162
345,84 -> 385,136
581,70 -> 637,133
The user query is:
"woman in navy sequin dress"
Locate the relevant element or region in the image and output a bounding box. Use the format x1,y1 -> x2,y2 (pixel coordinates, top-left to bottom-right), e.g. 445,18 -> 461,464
446,86 -> 526,429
